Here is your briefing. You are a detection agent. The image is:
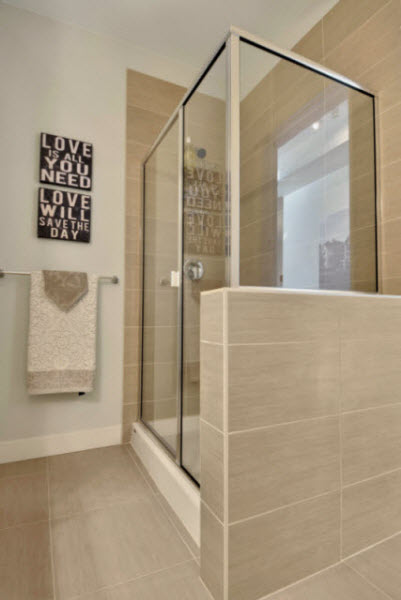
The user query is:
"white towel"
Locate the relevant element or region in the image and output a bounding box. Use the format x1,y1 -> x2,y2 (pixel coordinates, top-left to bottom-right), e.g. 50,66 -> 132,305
27,271 -> 98,395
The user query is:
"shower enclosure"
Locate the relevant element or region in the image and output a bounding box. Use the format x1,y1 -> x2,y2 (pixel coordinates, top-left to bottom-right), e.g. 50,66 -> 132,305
140,27 -> 377,484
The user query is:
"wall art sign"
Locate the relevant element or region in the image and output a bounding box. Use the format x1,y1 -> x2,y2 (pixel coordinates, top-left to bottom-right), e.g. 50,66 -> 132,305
39,133 -> 93,190
184,166 -> 225,256
37,187 -> 91,243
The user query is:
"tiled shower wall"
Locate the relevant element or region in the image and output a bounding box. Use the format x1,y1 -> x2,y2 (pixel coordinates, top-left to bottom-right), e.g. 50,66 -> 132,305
123,70 -> 185,441
200,287 -> 401,600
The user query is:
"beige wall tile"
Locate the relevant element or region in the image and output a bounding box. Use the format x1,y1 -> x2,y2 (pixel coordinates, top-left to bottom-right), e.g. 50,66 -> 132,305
380,160 -> 401,223
228,492 -> 340,600
127,106 -> 168,146
200,501 -> 224,600
342,405 -> 401,485
346,533 -> 401,600
241,65 -> 274,130
123,365 -> 139,404
0,521 -> 53,600
339,295 -> 401,340
144,218 -> 178,256
200,290 -> 224,344
240,144 -> 276,197
227,290 -> 339,344
240,214 -> 277,261
322,0 -> 390,55
229,417 -> 340,521
240,180 -> 278,228
0,473 -> 48,529
125,290 -> 141,326
200,342 -> 223,431
358,45 -> 401,112
125,257 -> 141,290
142,325 -> 177,364
324,1 -> 400,81
127,69 -> 184,116
382,277 -> 401,295
240,252 -> 277,287
126,141 -> 148,180
341,337 -> 401,411
142,361 -> 177,401
125,176 -> 142,216
342,469 -> 401,557
228,341 -> 340,431
268,563 -> 389,600
200,421 -> 224,521
293,21 -> 324,61
124,326 -> 140,365
123,403 -> 138,428
142,289 -> 178,327
381,102 -> 401,169
350,174 -> 376,231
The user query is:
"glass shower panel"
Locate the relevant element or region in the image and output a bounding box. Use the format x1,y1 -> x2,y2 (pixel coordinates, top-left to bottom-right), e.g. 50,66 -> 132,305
239,40 -> 377,291
141,118 -> 180,456
182,49 -> 227,482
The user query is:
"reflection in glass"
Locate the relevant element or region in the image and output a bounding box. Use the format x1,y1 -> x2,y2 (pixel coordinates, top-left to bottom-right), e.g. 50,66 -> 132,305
240,40 -> 376,292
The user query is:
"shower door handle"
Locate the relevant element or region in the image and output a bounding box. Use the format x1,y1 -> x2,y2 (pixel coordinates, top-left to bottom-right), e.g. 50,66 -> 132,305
159,271 -> 181,287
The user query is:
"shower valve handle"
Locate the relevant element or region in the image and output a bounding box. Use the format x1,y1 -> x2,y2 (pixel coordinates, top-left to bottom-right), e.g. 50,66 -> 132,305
184,259 -> 204,281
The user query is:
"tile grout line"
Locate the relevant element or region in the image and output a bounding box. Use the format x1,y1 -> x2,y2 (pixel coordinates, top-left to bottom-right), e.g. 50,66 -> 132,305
223,289 -> 229,600
227,488 -> 340,528
344,563 -> 394,600
124,445 -> 200,562
67,558 -> 197,600
343,465 -> 401,490
46,457 -> 57,600
343,528 -> 401,562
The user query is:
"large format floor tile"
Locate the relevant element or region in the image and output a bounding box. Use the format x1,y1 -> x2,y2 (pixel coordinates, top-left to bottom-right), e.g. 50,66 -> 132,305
346,533 -> 401,600
106,560 -> 210,599
0,521 -> 53,599
0,472 -> 48,528
51,495 -> 192,599
267,563 -> 389,599
48,445 -> 151,517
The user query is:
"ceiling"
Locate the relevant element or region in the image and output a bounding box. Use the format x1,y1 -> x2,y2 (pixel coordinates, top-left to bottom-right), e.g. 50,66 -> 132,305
3,0 -> 338,74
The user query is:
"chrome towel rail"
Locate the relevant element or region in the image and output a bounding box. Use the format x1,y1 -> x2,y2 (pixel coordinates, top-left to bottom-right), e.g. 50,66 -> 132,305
0,269 -> 119,284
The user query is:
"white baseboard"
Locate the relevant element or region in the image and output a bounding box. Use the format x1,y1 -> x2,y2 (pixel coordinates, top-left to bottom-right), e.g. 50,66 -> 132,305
0,424 -> 123,464
131,421 -> 200,546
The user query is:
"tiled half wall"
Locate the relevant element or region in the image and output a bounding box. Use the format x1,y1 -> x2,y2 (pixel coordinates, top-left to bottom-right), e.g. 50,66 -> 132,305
200,287 -> 401,600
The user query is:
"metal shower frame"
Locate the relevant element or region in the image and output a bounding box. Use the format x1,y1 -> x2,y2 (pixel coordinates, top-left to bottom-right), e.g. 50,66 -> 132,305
140,26 -> 378,480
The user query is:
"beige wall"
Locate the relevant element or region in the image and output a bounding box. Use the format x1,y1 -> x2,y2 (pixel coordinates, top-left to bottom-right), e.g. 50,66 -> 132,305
200,287 -> 401,600
124,70 -> 185,442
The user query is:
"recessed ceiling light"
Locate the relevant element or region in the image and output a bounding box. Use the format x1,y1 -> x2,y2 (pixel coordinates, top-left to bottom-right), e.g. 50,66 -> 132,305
312,121 -> 320,131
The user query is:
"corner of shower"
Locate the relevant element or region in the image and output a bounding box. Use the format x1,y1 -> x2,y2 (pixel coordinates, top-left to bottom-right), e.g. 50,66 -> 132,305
137,26 -> 378,487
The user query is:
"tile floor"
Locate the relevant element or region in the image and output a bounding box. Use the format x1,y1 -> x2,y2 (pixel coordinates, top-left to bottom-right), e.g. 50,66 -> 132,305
1,443 -> 401,600
0,444 -> 207,600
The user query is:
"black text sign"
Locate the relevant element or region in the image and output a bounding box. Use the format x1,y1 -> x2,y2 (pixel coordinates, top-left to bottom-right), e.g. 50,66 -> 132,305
39,133 -> 93,190
37,188 -> 91,243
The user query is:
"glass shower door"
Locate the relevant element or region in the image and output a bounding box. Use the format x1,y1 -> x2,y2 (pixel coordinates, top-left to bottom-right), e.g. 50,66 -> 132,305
141,117 -> 181,456
181,48 -> 227,482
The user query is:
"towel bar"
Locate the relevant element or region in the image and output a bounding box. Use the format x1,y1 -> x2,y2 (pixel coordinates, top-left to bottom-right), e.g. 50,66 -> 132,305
0,269 -> 119,284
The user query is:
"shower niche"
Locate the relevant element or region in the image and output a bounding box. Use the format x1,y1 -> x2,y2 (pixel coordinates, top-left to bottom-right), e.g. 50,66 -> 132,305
139,27 -> 377,484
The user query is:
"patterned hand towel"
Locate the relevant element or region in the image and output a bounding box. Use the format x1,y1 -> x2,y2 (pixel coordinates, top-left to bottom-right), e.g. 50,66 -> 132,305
27,271 -> 98,395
